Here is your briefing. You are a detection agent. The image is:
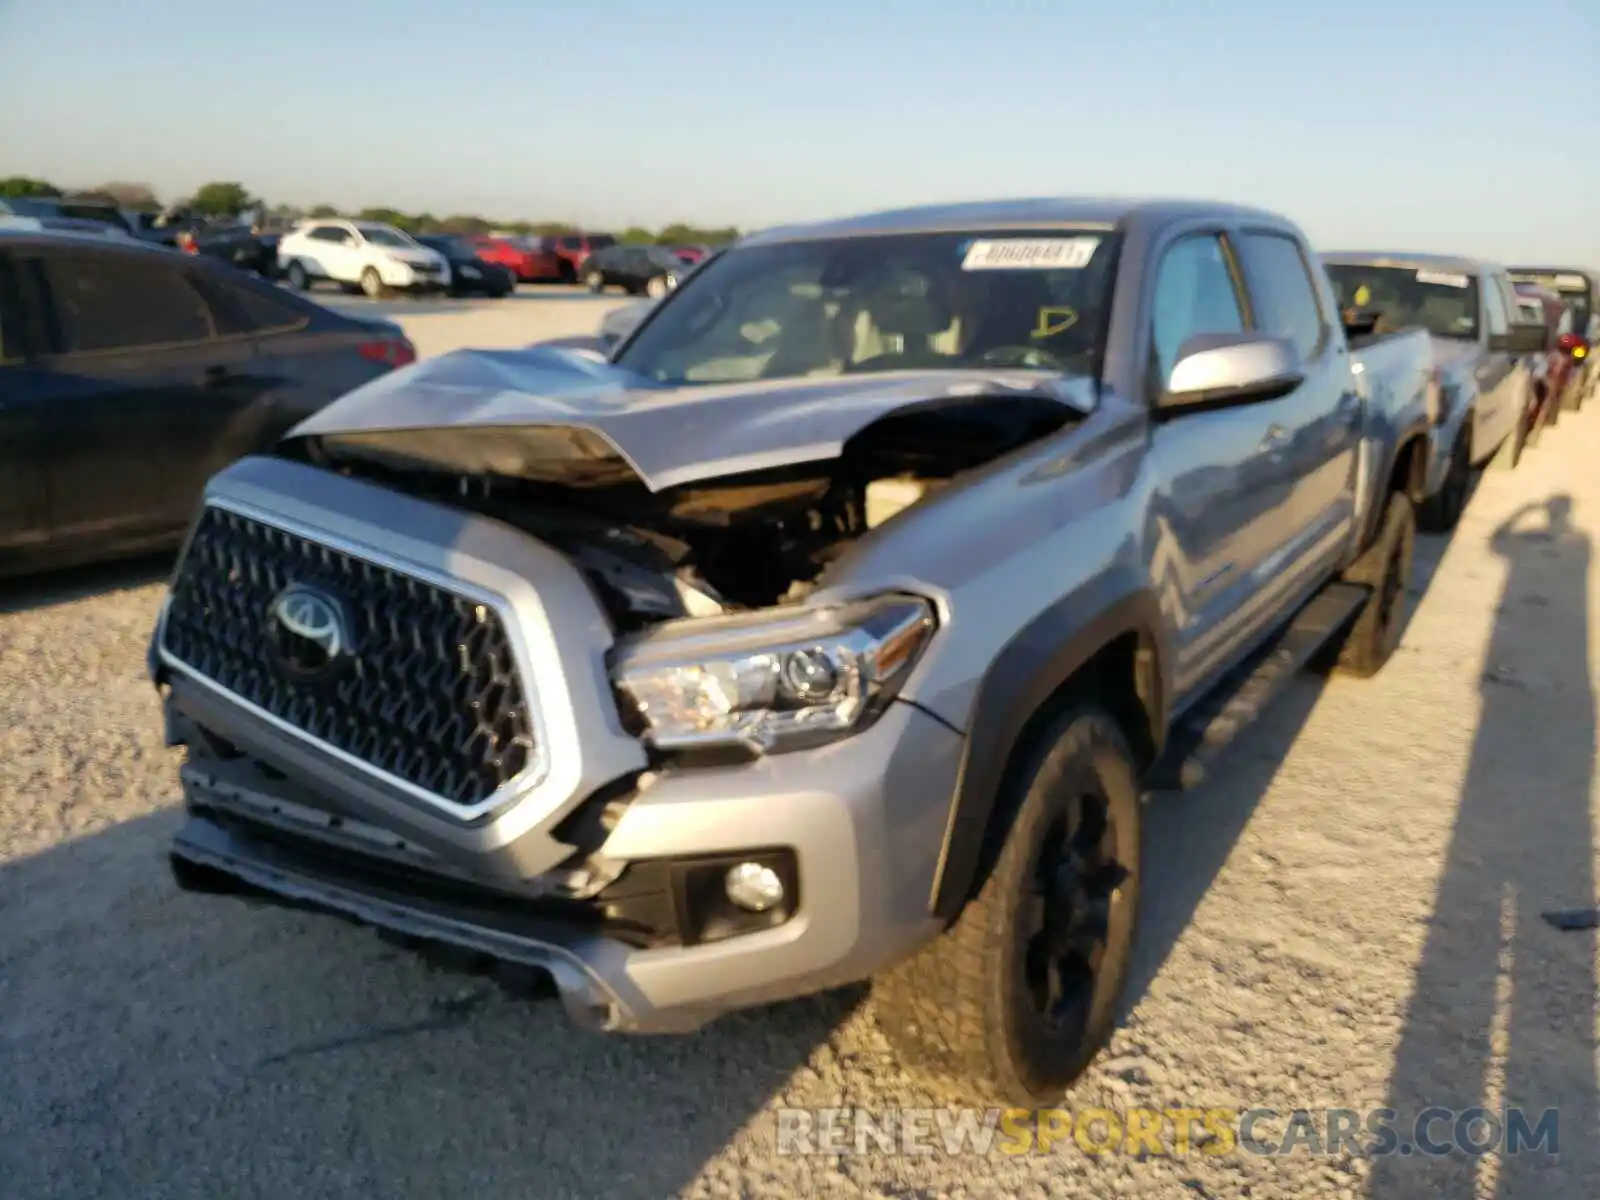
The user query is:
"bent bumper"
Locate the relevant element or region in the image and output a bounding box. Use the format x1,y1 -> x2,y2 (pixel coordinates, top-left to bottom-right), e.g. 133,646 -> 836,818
166,697 -> 963,1032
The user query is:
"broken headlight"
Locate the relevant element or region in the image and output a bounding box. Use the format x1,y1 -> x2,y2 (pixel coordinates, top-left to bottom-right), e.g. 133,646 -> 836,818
610,594 -> 936,753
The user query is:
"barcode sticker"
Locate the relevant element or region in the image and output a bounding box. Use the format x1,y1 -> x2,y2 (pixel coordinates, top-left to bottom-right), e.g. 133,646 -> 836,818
962,238 -> 1101,271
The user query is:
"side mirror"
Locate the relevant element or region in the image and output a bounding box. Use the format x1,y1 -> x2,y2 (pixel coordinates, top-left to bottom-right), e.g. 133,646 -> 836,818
1491,324 -> 1549,355
1158,332 -> 1304,414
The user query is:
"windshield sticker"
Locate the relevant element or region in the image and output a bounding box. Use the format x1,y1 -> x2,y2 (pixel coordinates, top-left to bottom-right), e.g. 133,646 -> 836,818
1353,285 -> 1371,307
1031,307 -> 1079,338
962,238 -> 1100,271
1555,273 -> 1587,289
1416,269 -> 1470,289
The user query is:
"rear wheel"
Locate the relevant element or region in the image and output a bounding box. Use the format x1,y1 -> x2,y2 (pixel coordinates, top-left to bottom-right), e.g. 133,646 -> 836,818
873,703 -> 1142,1107
645,274 -> 670,299
1335,490 -> 1416,678
585,269 -> 605,293
286,261 -> 310,291
1418,426 -> 1470,533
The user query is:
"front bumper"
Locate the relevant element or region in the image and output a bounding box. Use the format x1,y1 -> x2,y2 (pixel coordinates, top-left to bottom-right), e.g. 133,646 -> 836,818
165,696 -> 962,1031
150,456 -> 963,1030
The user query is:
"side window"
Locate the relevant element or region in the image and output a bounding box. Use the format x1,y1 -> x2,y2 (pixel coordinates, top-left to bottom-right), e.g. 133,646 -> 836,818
1236,232 -> 1327,359
1481,274 -> 1509,337
38,252 -> 214,354
559,236 -> 581,252
1149,234 -> 1246,392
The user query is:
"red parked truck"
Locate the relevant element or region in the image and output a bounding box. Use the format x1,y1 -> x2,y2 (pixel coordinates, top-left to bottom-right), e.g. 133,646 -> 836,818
1513,282 -> 1579,438
1509,267 -> 1596,411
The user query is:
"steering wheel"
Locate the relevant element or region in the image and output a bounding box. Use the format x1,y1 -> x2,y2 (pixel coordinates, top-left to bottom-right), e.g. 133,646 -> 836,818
975,344 -> 1066,370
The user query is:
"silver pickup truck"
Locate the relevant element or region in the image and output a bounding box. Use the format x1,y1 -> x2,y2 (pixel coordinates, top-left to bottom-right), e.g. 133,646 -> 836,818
1323,252 -> 1546,531
151,198 -> 1435,1105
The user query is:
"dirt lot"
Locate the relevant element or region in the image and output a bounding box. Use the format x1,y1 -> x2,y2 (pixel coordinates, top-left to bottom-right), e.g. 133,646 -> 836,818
2,294 -> 1596,1200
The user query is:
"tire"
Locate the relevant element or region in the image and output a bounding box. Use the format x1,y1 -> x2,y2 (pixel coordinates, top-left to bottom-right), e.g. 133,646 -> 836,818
585,269 -> 605,293
286,261 -> 310,291
360,267 -> 385,299
645,274 -> 670,299
873,703 -> 1142,1107
1417,426 -> 1470,533
1334,490 -> 1416,679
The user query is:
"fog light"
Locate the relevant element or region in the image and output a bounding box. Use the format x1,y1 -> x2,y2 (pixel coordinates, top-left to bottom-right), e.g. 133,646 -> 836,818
725,862 -> 785,912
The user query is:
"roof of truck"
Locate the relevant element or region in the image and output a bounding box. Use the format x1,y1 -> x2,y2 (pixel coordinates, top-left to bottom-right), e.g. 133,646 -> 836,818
740,197 -> 1295,245
1321,250 -> 1504,274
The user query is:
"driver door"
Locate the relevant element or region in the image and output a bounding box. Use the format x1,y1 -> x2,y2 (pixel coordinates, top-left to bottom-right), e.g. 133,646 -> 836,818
1142,231 -> 1304,708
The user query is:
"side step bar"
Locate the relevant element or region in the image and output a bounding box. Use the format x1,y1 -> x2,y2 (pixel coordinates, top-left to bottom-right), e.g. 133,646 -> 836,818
1147,582 -> 1370,791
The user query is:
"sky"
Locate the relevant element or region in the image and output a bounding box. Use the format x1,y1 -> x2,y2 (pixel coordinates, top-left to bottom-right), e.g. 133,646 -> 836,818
1,0 -> 1596,263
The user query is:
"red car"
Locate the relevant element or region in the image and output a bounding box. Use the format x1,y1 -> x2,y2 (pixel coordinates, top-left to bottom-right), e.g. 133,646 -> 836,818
1513,282 -> 1579,439
542,232 -> 617,283
1510,267 -> 1595,412
466,235 -> 559,284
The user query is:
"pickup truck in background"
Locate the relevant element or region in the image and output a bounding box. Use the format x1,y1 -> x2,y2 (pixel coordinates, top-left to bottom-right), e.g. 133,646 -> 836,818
1322,253 -> 1545,532
1510,266 -> 1597,411
150,198 -> 1433,1106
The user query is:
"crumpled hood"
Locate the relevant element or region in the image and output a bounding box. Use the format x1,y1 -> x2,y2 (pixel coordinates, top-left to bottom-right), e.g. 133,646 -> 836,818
287,346 -> 1096,492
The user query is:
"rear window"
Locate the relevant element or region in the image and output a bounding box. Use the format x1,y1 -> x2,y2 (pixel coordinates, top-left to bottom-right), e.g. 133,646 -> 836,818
56,203 -> 127,230
198,272 -> 310,336
1324,263 -> 1480,340
587,234 -> 616,249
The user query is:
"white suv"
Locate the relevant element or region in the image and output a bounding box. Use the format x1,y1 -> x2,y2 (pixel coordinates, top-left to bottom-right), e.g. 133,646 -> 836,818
278,219 -> 450,297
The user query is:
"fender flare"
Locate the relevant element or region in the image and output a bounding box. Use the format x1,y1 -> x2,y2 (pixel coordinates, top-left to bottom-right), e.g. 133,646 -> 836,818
926,574 -> 1167,921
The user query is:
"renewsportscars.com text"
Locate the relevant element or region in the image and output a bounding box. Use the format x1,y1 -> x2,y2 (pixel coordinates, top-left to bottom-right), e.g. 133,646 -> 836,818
775,1106 -> 1559,1159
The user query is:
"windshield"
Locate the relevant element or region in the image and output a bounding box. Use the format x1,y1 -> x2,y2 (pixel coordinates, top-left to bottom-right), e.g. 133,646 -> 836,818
1324,263 -> 1480,340
614,229 -> 1121,385
357,224 -> 416,249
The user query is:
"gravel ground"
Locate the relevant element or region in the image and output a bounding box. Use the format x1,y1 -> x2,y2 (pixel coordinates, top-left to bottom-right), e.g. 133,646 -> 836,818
2,296 -> 1596,1200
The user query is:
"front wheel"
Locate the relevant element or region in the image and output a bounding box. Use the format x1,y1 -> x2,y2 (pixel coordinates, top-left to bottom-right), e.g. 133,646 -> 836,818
873,704 -> 1142,1107
360,267 -> 385,299
645,274 -> 670,299
1334,489 -> 1416,678
286,261 -> 310,291
585,269 -> 605,293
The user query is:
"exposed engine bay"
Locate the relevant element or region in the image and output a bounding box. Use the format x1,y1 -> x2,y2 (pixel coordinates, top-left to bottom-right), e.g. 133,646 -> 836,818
280,395 -> 1075,631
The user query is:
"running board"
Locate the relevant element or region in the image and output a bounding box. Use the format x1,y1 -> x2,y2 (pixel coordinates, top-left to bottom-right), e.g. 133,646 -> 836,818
1147,582 -> 1371,791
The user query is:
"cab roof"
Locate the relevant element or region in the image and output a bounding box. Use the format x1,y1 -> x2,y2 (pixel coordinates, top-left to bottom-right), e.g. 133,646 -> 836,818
740,196 -> 1298,246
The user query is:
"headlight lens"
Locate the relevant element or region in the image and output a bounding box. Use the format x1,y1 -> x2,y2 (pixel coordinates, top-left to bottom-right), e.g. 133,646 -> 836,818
610,594 -> 936,753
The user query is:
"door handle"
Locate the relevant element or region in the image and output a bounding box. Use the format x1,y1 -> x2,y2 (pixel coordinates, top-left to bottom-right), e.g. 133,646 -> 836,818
1260,424 -> 1288,452
200,365 -> 232,387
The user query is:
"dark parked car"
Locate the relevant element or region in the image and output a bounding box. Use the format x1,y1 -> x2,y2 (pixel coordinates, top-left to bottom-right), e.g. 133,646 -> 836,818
177,221 -> 279,278
0,230 -> 415,576
582,244 -> 690,297
414,235 -> 516,297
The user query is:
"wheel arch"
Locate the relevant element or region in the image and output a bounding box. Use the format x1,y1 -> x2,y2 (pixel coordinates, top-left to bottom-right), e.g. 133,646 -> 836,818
927,581 -> 1168,922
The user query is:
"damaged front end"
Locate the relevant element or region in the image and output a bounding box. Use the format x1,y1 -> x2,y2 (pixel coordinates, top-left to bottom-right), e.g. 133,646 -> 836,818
277,349 -> 1095,627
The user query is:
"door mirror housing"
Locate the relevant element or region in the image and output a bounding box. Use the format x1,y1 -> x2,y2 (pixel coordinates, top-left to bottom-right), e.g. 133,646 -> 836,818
1490,323 -> 1549,355
1158,332 -> 1304,414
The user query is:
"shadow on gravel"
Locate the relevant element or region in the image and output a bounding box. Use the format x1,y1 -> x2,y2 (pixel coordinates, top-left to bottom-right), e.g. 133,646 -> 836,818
1124,515 -> 1458,1010
0,808 -> 859,1200
1367,494 -> 1598,1200
0,551 -> 173,615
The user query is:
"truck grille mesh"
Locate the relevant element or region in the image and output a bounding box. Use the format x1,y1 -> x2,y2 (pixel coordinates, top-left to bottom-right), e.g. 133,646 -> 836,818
161,506 -> 536,811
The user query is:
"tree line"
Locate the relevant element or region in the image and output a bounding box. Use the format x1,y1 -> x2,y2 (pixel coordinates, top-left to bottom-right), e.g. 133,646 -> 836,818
0,176 -> 739,246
